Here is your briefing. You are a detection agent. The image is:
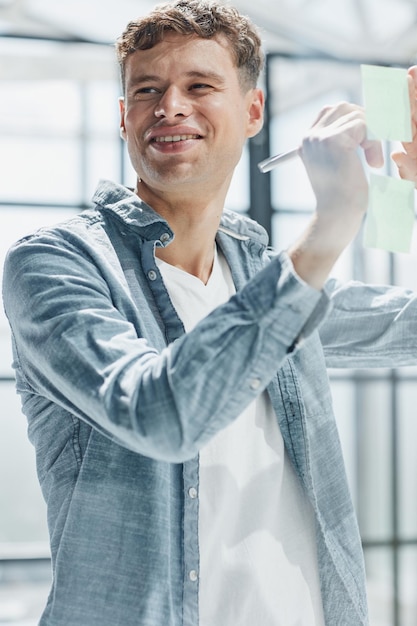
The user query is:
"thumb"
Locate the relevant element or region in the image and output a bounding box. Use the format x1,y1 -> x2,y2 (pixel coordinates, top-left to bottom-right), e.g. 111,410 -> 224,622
362,139 -> 384,168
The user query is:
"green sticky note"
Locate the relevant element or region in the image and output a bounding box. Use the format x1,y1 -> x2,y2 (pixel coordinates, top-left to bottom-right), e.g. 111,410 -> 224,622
363,173 -> 415,253
361,64 -> 412,141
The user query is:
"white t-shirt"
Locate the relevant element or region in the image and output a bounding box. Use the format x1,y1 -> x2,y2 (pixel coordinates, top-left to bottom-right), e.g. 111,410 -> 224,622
156,247 -> 325,626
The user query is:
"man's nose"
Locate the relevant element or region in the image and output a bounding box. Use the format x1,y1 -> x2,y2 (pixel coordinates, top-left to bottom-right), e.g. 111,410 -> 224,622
154,86 -> 192,119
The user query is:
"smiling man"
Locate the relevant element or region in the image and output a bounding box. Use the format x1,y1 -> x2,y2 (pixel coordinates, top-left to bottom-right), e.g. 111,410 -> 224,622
118,25 -> 264,283
4,1 -> 417,625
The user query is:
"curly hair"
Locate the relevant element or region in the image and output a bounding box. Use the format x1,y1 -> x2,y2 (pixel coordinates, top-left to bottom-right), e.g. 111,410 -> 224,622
116,0 -> 264,92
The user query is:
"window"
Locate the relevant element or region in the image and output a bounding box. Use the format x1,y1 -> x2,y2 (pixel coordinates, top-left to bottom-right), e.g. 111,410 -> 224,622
1,39 -> 416,626
255,54 -> 417,626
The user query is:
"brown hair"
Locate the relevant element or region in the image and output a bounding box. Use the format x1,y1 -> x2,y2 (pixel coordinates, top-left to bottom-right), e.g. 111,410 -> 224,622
115,0 -> 264,92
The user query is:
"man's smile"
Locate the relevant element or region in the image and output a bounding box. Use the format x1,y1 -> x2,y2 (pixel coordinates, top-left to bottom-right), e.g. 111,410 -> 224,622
152,134 -> 202,142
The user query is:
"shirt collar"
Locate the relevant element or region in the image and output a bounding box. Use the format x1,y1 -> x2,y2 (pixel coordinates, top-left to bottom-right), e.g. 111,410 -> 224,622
92,179 -> 269,248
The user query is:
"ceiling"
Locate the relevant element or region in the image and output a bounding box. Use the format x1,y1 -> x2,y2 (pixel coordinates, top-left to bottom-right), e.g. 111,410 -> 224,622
1,0 -> 417,105
1,0 -> 417,61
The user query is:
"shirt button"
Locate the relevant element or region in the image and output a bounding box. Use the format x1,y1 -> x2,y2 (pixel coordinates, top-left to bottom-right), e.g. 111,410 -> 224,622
189,570 -> 198,582
188,487 -> 198,499
160,232 -> 170,243
147,270 -> 157,281
249,377 -> 261,390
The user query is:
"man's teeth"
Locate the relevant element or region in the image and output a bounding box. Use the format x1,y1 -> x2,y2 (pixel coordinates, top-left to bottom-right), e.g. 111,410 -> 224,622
154,135 -> 199,142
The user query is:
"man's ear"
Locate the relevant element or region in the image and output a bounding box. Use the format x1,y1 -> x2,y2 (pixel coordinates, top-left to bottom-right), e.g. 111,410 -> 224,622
119,96 -> 127,140
246,88 -> 264,139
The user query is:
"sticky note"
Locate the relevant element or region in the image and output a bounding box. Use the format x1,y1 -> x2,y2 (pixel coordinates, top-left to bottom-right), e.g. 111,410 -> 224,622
361,64 -> 412,142
363,173 -> 415,253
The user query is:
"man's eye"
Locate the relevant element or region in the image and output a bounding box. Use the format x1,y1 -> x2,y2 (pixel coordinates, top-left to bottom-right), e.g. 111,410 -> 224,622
191,83 -> 211,90
134,87 -> 159,96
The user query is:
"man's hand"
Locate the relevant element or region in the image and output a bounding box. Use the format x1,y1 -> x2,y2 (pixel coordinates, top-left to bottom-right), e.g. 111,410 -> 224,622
301,101 -> 383,208
391,67 -> 417,182
288,101 -> 383,290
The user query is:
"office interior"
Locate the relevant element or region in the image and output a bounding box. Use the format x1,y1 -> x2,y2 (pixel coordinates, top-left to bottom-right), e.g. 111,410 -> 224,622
1,0 -> 417,624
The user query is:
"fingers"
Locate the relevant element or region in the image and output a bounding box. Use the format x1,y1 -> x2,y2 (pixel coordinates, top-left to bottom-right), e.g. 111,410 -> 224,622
391,150 -> 417,182
408,65 -> 417,89
301,103 -> 373,217
400,73 -> 417,158
307,101 -> 383,167
407,72 -> 417,131
390,67 -> 417,184
363,139 -> 384,168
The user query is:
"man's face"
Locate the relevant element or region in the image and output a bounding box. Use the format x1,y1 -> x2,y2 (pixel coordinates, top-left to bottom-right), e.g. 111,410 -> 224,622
119,33 -> 263,198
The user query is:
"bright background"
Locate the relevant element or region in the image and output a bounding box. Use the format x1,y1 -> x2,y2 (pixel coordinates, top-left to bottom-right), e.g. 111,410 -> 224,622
1,1 -> 417,624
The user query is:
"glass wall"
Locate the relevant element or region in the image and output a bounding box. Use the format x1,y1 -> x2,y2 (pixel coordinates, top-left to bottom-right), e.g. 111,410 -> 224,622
0,35 -> 252,624
265,55 -> 417,626
1,38 -> 417,626
0,38 -> 124,624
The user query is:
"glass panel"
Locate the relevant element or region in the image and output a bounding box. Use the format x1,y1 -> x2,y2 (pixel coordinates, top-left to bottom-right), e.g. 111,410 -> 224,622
397,382 -> 417,539
268,57 -> 360,213
0,560 -> 50,625
399,546 -> 417,626
225,144 -> 249,212
357,244 -> 392,285
122,142 -> 137,189
0,35 -> 130,626
1,138 -> 82,204
268,55 -> 417,626
0,382 -> 48,547
357,381 -> 393,541
0,80 -> 81,134
273,212 -> 357,281
365,547 -> 394,626
86,138 -> 121,201
85,81 -> 120,134
270,149 -> 315,212
271,212 -> 311,252
328,379 -> 357,506
393,250 -> 417,290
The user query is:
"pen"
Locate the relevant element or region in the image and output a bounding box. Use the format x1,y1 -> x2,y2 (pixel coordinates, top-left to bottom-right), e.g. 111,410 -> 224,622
257,147 -> 300,173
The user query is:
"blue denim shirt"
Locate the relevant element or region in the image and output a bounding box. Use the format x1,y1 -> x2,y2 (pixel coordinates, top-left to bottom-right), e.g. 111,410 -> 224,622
3,180 -> 417,626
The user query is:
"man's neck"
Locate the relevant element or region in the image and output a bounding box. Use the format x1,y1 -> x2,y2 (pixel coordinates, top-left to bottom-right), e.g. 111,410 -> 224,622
136,182 -> 224,284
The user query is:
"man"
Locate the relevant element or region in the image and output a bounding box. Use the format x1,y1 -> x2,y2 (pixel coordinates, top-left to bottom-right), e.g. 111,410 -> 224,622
3,1 -> 417,625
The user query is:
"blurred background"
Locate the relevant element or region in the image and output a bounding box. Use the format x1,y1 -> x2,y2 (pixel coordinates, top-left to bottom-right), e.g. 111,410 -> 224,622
1,0 -> 417,624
